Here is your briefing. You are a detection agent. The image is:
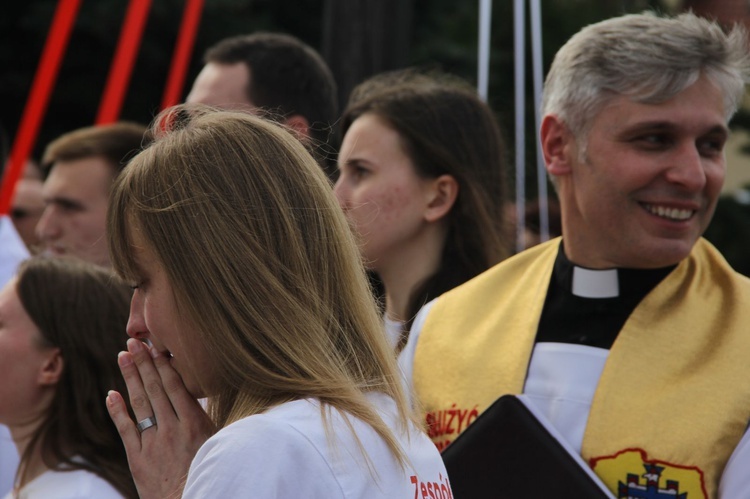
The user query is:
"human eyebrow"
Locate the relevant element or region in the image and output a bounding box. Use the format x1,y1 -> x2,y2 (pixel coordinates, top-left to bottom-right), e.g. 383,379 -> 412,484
617,121 -> 676,138
621,120 -> 728,137
702,125 -> 730,140
343,155 -> 373,168
44,196 -> 86,211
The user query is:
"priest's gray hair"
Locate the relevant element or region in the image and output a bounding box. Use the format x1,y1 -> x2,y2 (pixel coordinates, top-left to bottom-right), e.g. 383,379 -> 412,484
542,11 -> 750,144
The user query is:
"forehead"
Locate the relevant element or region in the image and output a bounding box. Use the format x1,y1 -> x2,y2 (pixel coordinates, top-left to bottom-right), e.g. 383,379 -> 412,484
186,62 -> 255,111
123,220 -> 148,265
589,76 -> 727,136
13,178 -> 44,204
0,279 -> 27,323
0,279 -> 17,309
342,114 -> 406,155
44,157 -> 115,198
122,220 -> 163,278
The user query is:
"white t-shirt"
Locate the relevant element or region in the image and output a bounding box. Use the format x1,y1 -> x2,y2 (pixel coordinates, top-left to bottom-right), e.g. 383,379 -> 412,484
384,315 -> 404,350
184,392 -> 452,498
398,299 -> 750,498
0,215 -> 28,286
0,425 -> 18,498
3,468 -> 124,499
0,216 -> 27,499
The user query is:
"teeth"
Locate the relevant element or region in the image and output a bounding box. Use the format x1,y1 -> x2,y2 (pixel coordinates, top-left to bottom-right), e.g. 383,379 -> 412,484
644,204 -> 693,221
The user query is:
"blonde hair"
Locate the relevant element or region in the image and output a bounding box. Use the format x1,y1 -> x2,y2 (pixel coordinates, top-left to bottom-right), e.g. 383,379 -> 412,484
108,105 -> 412,464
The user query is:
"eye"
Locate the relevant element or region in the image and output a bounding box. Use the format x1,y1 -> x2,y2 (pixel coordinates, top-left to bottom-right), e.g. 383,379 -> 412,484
352,165 -> 370,180
634,133 -> 672,150
697,136 -> 726,158
339,160 -> 371,183
10,208 -> 28,220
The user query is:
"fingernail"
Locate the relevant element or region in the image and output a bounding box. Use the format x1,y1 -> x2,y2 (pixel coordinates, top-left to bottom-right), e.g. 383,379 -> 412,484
127,338 -> 143,353
106,390 -> 119,407
118,351 -> 133,367
149,345 -> 160,359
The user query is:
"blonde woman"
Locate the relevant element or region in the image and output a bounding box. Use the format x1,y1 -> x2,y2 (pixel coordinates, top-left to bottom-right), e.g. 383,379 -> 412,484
104,106 -> 452,498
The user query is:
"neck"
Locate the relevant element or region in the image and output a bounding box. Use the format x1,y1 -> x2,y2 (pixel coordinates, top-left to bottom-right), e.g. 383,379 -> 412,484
10,422 -> 50,490
377,225 -> 447,323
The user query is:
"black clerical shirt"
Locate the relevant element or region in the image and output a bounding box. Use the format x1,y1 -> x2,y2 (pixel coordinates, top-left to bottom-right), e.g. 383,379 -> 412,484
535,244 -> 677,349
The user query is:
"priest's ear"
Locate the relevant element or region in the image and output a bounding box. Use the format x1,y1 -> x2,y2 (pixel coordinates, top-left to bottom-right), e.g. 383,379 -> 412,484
540,114 -> 576,177
424,174 -> 459,223
38,348 -> 64,386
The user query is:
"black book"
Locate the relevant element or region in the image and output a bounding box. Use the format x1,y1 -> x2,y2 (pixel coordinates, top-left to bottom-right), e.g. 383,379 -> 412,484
441,394 -> 615,498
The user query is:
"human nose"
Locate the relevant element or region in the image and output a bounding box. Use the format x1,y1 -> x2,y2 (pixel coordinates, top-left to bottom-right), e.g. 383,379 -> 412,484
126,290 -> 149,340
665,144 -> 707,191
35,206 -> 59,241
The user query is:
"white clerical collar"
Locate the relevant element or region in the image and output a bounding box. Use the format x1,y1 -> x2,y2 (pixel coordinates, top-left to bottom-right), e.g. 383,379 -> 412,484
571,266 -> 619,298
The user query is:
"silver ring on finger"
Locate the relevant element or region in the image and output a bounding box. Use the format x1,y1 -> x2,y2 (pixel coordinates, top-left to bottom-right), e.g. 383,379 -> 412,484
136,416 -> 157,433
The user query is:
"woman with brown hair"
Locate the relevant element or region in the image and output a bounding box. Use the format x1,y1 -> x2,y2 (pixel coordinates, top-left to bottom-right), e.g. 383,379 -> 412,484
0,257 -> 136,498
334,70 -> 511,351
104,105 -> 450,498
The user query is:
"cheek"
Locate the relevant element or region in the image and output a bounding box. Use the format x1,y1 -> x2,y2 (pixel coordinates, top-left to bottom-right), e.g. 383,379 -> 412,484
65,215 -> 96,243
705,165 -> 725,197
81,213 -> 108,237
351,184 -> 419,227
374,185 -> 416,223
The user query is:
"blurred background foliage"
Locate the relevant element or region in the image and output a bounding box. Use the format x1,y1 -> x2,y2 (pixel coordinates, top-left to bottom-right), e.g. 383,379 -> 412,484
0,0 -> 668,162
2,0 -> 750,274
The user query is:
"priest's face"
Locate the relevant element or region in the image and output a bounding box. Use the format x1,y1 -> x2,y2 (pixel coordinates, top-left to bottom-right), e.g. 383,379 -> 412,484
544,75 -> 726,269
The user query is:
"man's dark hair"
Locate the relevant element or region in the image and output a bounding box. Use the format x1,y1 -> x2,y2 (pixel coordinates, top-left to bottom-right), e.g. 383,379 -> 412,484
205,33 -> 339,178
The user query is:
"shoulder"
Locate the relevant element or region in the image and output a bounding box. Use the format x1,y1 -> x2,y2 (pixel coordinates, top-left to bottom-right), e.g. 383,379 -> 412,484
691,238 -> 750,291
194,399 -> 333,464
436,237 -> 560,309
185,396 -> 449,499
185,400 -> 345,498
0,215 -> 29,286
21,469 -> 123,499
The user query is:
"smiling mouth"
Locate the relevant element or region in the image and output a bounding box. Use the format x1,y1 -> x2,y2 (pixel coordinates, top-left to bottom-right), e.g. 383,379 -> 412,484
642,203 -> 695,221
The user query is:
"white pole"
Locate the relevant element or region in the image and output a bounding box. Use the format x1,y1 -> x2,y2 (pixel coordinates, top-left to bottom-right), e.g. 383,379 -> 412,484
477,0 -> 492,101
514,0 -> 525,253
529,0 -> 548,241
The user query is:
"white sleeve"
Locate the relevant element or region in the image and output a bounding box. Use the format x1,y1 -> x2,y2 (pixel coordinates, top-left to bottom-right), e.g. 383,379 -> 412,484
183,417 -> 344,499
0,215 -> 29,286
397,299 -> 437,407
0,425 -> 18,497
718,424 -> 750,497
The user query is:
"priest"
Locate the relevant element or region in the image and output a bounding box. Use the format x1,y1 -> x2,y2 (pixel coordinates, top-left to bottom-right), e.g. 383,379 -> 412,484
399,11 -> 750,498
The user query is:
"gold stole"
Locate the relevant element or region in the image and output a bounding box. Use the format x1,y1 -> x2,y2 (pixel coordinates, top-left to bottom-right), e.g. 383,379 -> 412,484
413,238 -> 750,497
